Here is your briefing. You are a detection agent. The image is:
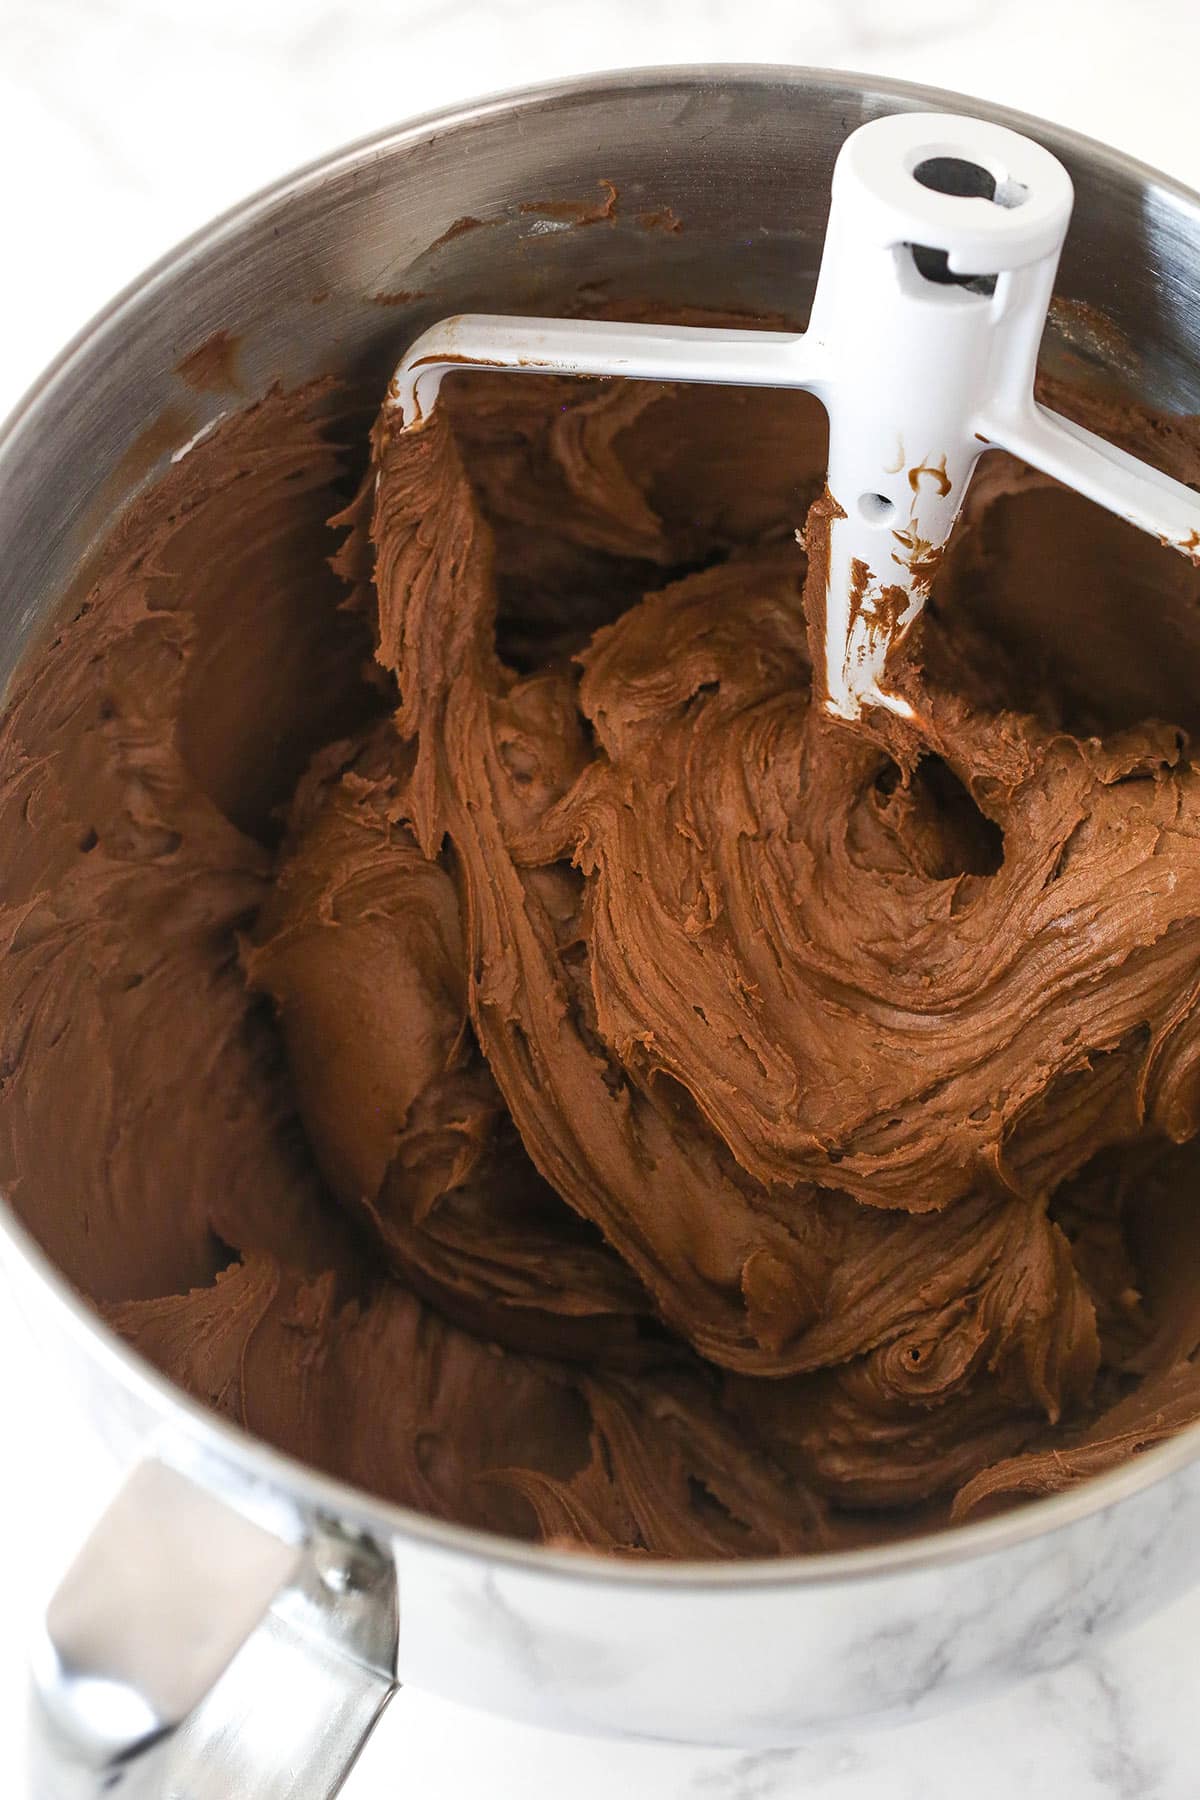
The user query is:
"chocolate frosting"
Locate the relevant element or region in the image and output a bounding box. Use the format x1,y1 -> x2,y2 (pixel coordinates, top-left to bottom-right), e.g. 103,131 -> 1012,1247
5,331 -> 1200,1556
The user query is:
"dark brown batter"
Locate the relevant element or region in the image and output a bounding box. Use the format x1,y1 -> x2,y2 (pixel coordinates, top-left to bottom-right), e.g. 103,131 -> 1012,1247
5,334 -> 1200,1556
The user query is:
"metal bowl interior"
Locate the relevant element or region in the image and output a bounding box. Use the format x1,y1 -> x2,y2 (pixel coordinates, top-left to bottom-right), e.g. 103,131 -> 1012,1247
4,63 -> 1200,1594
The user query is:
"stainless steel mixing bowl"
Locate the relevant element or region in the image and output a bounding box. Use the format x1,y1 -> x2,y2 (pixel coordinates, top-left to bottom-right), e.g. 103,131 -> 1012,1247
5,64 -> 1200,1800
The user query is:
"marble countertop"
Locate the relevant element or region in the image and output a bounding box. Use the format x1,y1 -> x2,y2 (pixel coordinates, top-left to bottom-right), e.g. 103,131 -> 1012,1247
4,2 -> 1200,1795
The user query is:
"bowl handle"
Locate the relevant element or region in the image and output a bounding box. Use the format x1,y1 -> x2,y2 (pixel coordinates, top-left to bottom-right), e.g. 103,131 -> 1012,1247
27,1458 -> 398,1798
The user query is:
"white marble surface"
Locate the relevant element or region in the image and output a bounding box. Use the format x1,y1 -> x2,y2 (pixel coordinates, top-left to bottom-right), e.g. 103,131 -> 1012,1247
4,2 -> 1200,1795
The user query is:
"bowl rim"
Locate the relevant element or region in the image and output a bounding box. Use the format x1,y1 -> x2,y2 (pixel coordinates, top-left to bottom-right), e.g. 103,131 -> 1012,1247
5,59 -> 1200,1592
